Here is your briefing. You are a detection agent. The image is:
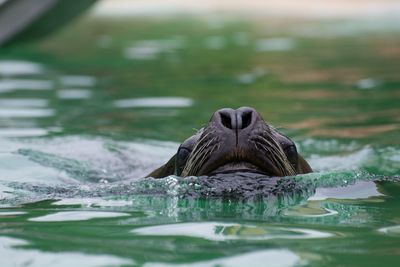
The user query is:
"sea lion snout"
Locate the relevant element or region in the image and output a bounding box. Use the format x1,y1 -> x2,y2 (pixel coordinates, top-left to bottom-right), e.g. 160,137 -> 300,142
211,107 -> 260,133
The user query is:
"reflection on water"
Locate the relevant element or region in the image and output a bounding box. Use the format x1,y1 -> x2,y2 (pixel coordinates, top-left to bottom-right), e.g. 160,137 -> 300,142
0,236 -> 133,267
123,38 -> 185,60
144,249 -> 303,267
0,211 -> 27,216
0,60 -> 43,76
57,89 -> 92,99
255,38 -> 296,52
29,211 -> 130,222
378,225 -> 400,236
0,61 -> 99,138
356,78 -> 381,90
0,98 -> 48,107
233,31 -> 250,46
59,75 -> 96,87
0,79 -> 53,92
204,35 -> 226,50
0,108 -> 54,118
308,180 -> 383,201
52,198 -> 132,207
132,222 -> 333,241
236,68 -> 266,85
284,203 -> 339,218
0,128 -> 49,137
114,97 -> 193,108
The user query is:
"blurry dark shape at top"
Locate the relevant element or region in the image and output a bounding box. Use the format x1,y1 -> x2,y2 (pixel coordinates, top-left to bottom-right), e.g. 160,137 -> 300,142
0,0 -> 97,47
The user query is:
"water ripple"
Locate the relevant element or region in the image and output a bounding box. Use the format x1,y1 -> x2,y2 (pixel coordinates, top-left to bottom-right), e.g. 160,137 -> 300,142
60,75 -> 96,87
0,108 -> 54,118
57,89 -> 92,99
0,60 -> 43,76
29,211 -> 130,222
0,128 -> 49,137
0,211 -> 27,216
0,98 -> 48,108
114,97 -> 193,108
377,225 -> 400,236
0,79 -> 53,93
0,236 -> 133,267
144,249 -> 302,267
52,198 -> 132,207
132,222 -> 333,241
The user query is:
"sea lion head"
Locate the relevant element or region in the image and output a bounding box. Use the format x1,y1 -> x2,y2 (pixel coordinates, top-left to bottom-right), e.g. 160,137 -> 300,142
148,107 -> 312,178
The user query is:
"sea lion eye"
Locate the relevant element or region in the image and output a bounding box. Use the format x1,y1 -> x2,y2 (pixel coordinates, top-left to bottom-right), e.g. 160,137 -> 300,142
175,147 -> 191,175
283,144 -> 298,166
174,132 -> 201,175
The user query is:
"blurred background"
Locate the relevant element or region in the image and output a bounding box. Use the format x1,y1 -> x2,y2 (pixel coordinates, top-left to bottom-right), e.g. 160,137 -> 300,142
0,0 -> 399,144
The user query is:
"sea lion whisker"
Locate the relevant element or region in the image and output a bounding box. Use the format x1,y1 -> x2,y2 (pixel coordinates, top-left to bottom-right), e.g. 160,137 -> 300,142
183,136 -> 218,176
258,135 -> 289,163
150,107 -> 312,179
192,132 -> 214,153
197,138 -> 218,169
193,136 -> 215,160
192,144 -> 212,173
258,143 -> 285,174
257,141 -> 294,176
189,134 -> 212,160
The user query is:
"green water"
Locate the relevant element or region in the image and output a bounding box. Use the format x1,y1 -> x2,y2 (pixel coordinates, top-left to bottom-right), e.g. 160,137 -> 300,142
0,15 -> 399,267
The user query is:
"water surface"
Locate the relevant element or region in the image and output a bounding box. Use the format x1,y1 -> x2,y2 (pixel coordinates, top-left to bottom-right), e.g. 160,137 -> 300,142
0,14 -> 399,267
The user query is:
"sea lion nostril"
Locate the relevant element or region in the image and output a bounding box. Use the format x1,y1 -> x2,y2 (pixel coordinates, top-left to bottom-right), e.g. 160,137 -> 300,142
241,111 -> 252,129
220,112 -> 232,129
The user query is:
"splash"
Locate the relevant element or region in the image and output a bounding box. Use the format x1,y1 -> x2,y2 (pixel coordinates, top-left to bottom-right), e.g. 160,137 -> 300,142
0,136 -> 398,209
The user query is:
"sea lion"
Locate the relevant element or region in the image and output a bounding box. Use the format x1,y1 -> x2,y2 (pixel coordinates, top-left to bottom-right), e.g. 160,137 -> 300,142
148,107 -> 312,178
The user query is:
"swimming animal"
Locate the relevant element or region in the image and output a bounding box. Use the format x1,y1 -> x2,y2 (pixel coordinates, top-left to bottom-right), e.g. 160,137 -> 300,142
148,107 -> 312,178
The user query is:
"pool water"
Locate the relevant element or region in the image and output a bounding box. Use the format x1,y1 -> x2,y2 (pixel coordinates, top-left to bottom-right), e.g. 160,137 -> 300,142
0,14 -> 399,267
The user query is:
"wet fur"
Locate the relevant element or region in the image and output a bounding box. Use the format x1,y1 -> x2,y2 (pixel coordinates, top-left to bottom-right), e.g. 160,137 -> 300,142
148,110 -> 312,178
